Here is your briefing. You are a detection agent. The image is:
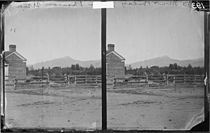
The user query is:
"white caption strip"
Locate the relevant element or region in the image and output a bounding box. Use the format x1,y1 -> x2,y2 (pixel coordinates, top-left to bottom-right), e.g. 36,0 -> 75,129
93,1 -> 114,9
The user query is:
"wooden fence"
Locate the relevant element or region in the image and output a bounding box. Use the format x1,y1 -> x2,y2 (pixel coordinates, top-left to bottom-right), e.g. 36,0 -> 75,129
5,74 -> 204,88
168,74 -> 204,84
119,74 -> 204,86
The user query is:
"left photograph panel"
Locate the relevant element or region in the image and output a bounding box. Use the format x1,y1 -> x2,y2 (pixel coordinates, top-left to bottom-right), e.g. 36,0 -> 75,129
3,2 -> 101,129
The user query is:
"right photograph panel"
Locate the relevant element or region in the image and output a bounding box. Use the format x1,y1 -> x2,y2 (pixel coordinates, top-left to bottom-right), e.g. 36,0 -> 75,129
107,1 -> 205,130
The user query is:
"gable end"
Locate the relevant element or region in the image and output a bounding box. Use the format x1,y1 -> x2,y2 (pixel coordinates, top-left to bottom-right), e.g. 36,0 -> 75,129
5,52 -> 27,61
106,51 -> 125,61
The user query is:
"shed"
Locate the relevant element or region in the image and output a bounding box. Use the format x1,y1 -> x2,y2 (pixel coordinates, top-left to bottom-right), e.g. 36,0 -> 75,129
106,44 -> 125,78
5,45 -> 27,81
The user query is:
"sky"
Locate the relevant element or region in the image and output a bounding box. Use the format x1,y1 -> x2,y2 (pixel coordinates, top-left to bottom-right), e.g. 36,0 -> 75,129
5,1 -> 204,65
5,3 -> 101,65
107,5 -> 204,64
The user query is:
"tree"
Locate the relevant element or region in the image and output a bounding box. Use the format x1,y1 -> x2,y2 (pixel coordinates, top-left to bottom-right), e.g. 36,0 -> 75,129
169,64 -> 174,70
89,64 -> 95,71
75,64 -> 80,70
128,65 -> 132,70
186,64 -> 193,74
71,64 -> 76,70
173,63 -> 178,69
51,66 -> 62,76
139,66 -> 143,69
187,64 -> 192,69
26,67 -> 29,75
151,66 -> 159,69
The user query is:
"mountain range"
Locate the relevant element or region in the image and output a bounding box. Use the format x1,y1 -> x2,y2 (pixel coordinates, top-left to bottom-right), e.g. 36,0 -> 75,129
29,55 -> 204,69
130,55 -> 204,68
30,56 -> 100,69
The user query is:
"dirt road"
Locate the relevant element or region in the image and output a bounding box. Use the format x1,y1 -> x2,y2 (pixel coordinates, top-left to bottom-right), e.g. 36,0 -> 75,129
5,85 -> 204,130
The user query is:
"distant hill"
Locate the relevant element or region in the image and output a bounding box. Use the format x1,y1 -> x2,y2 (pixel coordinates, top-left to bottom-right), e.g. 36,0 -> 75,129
29,55 -> 204,69
129,56 -> 204,68
30,56 -> 100,69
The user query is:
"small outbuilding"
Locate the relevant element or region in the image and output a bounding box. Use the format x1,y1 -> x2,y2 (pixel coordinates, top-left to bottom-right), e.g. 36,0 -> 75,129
106,44 -> 125,78
4,45 -> 27,81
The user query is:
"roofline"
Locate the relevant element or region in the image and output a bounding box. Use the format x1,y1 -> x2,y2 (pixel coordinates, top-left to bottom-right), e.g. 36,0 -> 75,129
106,51 -> 125,60
5,51 -> 27,61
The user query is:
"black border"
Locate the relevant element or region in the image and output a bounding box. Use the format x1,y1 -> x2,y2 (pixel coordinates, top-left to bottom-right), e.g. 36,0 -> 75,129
101,7 -> 107,131
204,11 -> 209,124
0,0 -> 209,132
0,1 -> 8,132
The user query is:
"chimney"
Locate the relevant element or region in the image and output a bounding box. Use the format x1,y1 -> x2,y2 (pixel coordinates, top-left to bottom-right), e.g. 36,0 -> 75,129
108,44 -> 115,52
9,45 -> 16,52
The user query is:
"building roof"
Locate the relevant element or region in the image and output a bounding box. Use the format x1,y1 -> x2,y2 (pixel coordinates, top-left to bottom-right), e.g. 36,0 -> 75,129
4,51 -> 12,57
106,50 -> 125,60
5,51 -> 27,61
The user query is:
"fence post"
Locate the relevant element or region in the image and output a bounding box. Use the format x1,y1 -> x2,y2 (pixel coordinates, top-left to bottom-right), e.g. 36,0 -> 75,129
166,74 -> 168,85
47,73 -> 49,82
173,76 -> 176,85
74,75 -> 77,85
41,67 -> 43,87
14,78 -> 17,89
68,75 -> 70,85
47,73 -> 50,86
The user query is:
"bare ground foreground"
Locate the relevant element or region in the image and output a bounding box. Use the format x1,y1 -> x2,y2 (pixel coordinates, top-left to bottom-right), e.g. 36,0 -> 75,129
5,84 -> 204,130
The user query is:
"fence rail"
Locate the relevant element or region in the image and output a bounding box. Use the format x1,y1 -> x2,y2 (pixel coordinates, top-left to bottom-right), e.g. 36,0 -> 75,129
5,74 -> 204,88
123,74 -> 204,86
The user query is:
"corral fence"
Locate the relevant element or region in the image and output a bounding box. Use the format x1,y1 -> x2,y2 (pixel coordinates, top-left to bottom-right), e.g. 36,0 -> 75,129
5,75 -> 49,87
5,74 -> 204,88
5,75 -> 102,88
115,74 -> 204,87
70,75 -> 101,87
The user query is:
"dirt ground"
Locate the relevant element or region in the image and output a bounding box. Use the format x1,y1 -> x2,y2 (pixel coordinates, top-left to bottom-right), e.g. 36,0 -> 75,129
4,84 -> 204,130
